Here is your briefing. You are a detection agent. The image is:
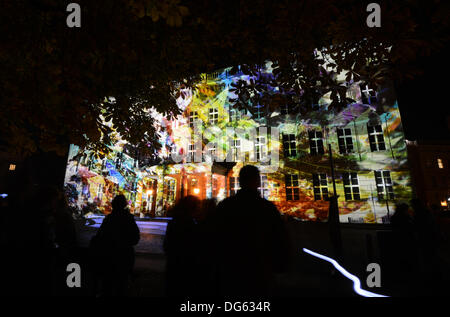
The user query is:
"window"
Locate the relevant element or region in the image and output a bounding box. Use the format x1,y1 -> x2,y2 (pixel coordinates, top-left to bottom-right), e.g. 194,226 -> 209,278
285,174 -> 300,201
313,173 -> 328,200
209,108 -> 218,125
164,179 -> 176,203
229,108 -> 242,122
230,177 -> 240,195
280,104 -> 292,115
97,183 -> 103,200
255,136 -> 268,161
337,128 -> 354,154
259,174 -> 269,199
359,84 -> 378,104
368,124 -> 386,152
206,142 -> 217,161
188,142 -> 196,162
189,111 -> 198,128
342,172 -> 360,200
253,104 -> 265,120
308,130 -> 324,155
375,171 -> 394,200
282,134 -> 297,157
230,138 -> 241,162
437,158 -> 444,169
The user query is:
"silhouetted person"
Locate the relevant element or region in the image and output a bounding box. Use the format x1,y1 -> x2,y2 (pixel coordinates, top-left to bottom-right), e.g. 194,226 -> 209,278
213,165 -> 290,296
90,195 -> 140,296
163,195 -> 201,297
52,189 -> 78,294
328,195 -> 343,260
390,203 -> 418,286
412,199 -> 438,249
193,198 -> 219,296
411,199 -> 441,292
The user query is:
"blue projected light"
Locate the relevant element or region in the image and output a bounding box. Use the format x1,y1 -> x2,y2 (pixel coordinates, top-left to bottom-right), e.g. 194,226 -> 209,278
303,248 -> 389,297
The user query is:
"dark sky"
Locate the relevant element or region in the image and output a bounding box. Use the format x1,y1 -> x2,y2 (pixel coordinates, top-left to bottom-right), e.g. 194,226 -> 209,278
395,46 -> 450,142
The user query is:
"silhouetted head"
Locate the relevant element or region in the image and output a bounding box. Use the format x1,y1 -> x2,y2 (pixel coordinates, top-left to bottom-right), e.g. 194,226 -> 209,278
239,165 -> 261,191
199,198 -> 217,221
112,195 -> 128,212
394,203 -> 409,216
170,195 -> 200,219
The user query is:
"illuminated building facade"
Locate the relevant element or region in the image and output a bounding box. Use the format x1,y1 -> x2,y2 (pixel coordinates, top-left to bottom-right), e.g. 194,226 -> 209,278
64,63 -> 413,223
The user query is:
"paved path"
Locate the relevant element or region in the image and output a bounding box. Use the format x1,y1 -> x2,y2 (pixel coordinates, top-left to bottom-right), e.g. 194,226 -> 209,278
77,217 -> 167,254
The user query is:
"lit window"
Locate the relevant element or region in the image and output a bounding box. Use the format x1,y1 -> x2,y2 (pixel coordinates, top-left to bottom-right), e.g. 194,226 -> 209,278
337,128 -> 354,154
206,142 -> 217,161
368,124 -> 386,152
188,142 -> 196,162
9,164 -> 16,171
285,174 -> 300,201
164,179 -> 176,203
259,174 -> 269,199
97,184 -> 103,200
255,136 -> 268,162
437,158 -> 444,169
282,134 -> 297,158
359,83 -> 378,104
375,171 -> 394,200
230,138 -> 241,162
229,108 -> 243,122
342,172 -> 360,200
230,177 -> 240,195
209,108 -> 218,125
313,173 -> 328,201
308,130 -> 324,155
253,104 -> 265,120
189,111 -> 198,128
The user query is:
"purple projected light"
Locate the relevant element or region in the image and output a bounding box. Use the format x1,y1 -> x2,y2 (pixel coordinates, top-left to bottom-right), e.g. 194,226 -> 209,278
303,248 -> 388,297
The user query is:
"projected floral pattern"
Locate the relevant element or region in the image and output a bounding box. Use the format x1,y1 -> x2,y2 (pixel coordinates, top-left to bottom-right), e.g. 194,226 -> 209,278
64,63 -> 412,223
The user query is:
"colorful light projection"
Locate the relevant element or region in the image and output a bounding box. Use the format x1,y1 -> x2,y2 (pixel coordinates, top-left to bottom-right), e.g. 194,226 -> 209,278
63,62 -> 412,222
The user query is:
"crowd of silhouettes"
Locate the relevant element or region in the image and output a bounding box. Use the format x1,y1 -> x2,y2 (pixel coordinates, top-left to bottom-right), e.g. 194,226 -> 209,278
163,165 -> 291,297
0,165 -> 291,297
3,163 -> 449,297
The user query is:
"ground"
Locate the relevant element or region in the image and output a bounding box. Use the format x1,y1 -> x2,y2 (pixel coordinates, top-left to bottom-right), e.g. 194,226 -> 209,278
74,215 -> 450,297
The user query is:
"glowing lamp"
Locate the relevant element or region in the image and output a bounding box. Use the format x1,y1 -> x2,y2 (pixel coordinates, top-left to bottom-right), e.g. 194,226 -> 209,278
193,188 -> 200,195
441,201 -> 447,207
9,164 -> 16,171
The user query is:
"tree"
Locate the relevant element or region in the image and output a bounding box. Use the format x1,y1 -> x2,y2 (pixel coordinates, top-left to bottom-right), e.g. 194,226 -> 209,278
0,0 -> 448,161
